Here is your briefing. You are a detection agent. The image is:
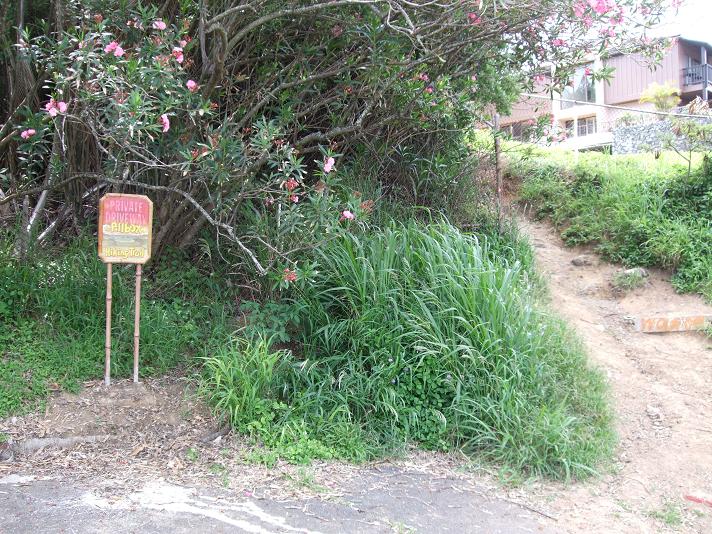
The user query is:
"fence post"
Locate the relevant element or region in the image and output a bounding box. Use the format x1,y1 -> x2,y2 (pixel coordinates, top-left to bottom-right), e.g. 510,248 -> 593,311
493,113 -> 503,221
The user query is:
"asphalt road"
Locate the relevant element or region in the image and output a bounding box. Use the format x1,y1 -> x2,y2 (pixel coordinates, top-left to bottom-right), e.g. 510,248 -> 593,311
0,468 -> 556,533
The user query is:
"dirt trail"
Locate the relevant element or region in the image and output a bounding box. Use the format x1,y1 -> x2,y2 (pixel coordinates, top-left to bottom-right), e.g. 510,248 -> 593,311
519,215 -> 712,534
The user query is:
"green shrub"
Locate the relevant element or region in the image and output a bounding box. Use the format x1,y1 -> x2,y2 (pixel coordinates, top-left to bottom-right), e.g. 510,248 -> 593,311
201,222 -> 613,478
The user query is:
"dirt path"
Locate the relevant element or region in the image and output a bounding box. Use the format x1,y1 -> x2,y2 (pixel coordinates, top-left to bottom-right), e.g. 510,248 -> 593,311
519,216 -> 712,534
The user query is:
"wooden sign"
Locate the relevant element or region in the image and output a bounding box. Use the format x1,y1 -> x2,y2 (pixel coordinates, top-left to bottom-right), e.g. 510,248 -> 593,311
98,193 -> 153,264
99,193 -> 153,387
636,314 -> 712,333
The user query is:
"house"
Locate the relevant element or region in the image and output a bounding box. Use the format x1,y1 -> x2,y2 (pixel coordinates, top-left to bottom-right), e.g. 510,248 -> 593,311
501,36 -> 712,150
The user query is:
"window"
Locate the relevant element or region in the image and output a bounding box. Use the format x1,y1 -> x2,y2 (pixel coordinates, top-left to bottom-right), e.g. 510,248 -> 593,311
577,116 -> 597,137
561,64 -> 595,109
564,120 -> 574,137
504,121 -> 534,141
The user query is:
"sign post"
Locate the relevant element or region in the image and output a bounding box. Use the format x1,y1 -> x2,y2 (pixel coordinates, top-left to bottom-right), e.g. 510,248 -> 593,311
98,193 -> 153,386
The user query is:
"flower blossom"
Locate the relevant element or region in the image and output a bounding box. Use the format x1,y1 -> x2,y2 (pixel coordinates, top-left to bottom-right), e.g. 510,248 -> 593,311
20,129 -> 36,140
283,268 -> 297,283
552,38 -> 566,47
284,177 -> 299,191
186,80 -> 199,92
419,73 -> 429,82
153,20 -> 167,31
172,46 -> 184,64
104,41 -> 125,57
339,210 -> 355,222
467,12 -> 482,25
45,99 -> 68,117
290,194 -> 299,203
588,0 -> 616,15
573,1 -> 587,18
160,114 -> 170,133
323,157 -> 335,173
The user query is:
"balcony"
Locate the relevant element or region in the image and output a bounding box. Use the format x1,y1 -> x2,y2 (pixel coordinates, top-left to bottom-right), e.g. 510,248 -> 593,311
683,64 -> 712,87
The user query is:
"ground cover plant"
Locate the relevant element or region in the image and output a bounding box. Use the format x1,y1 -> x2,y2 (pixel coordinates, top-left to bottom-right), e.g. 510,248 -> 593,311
0,236 -> 234,418
200,221 -> 614,479
514,150 -> 712,301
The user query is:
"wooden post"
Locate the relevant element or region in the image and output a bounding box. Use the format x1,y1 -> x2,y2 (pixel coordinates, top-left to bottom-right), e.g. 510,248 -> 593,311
133,264 -> 142,383
104,263 -> 113,386
493,112 -> 503,222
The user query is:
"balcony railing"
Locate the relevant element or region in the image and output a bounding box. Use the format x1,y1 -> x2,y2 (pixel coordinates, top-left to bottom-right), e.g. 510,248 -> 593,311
683,64 -> 712,87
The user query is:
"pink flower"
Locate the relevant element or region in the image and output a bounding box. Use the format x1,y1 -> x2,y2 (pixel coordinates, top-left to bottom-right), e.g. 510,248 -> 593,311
104,41 -> 119,53
323,157 -> 335,174
160,114 -> 170,133
582,15 -> 594,28
339,210 -> 355,222
186,80 -> 199,92
470,74 -> 477,82
44,99 -> 67,117
113,45 -> 125,57
552,38 -> 566,47
573,1 -> 587,18
425,85 -> 434,94
20,129 -> 36,140
610,10 -> 624,25
419,73 -> 429,82
172,47 -> 184,64
283,268 -> 297,283
45,99 -> 58,117
671,0 -> 682,7
290,194 -> 299,203
588,0 -> 615,15
467,12 -> 482,25
179,39 -> 188,48
601,27 -> 616,38
584,67 -> 593,76
153,20 -> 167,31
534,74 -> 546,84
284,177 -> 299,192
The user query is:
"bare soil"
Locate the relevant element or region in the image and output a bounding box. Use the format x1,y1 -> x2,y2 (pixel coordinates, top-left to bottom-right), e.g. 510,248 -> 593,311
520,215 -> 712,534
1,214 -> 711,532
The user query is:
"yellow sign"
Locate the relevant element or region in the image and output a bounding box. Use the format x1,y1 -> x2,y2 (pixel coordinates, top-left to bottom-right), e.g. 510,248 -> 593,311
98,194 -> 153,264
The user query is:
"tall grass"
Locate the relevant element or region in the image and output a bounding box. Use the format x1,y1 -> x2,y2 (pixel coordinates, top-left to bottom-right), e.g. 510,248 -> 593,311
201,222 -> 613,478
515,151 -> 712,301
0,237 -> 234,418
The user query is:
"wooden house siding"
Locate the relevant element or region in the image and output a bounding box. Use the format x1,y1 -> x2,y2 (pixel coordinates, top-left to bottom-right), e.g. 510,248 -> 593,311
603,45 -> 681,105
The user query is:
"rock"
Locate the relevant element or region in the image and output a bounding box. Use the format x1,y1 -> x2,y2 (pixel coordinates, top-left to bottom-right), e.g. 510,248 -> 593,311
0,443 -> 14,462
623,267 -> 649,278
572,255 -> 593,267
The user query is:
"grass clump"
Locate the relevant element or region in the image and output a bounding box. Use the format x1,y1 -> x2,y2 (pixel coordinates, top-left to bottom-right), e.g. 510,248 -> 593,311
612,269 -> 648,292
201,221 -> 613,478
514,150 -> 712,301
0,238 -> 233,418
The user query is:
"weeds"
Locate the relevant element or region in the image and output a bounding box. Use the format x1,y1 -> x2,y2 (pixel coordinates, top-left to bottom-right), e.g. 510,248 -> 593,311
647,500 -> 683,527
514,151 -> 712,302
612,269 -> 647,292
201,222 -> 613,479
0,237 -> 234,418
